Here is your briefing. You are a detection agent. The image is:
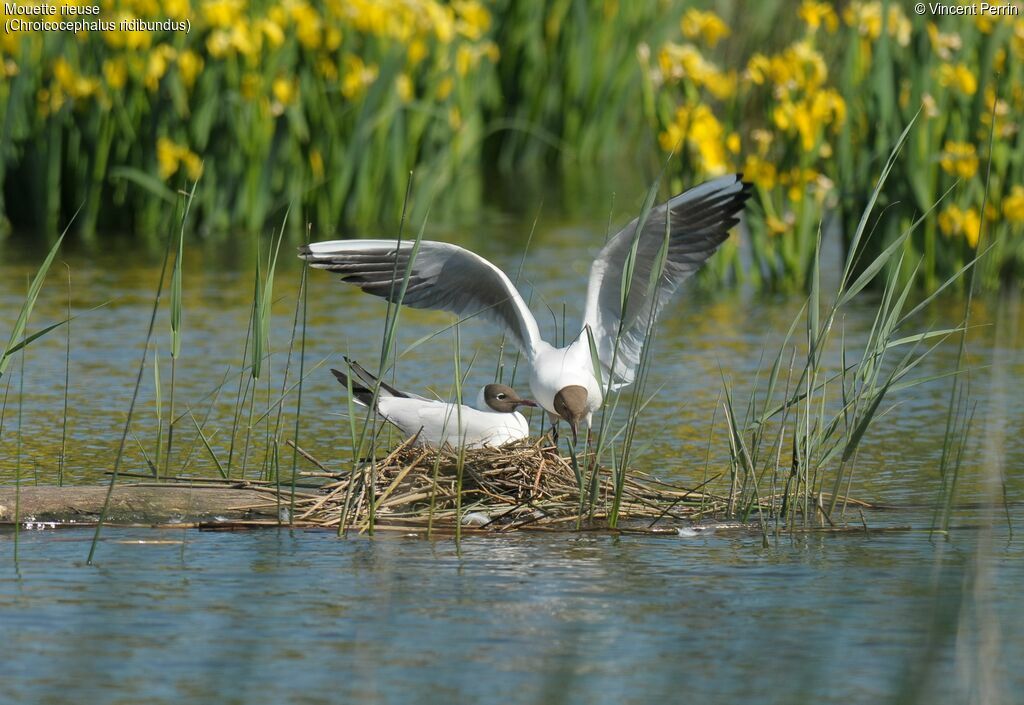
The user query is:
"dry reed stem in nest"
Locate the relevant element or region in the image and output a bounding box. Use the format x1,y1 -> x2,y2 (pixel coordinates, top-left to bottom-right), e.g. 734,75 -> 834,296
287,437 -> 731,531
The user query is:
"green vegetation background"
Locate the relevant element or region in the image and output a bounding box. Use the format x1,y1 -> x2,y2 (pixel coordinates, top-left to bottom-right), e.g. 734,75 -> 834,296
1,0 -> 1021,291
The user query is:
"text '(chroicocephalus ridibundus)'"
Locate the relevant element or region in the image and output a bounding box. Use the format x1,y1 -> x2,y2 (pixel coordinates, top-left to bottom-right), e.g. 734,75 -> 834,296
331,358 -> 537,449
304,174 -> 751,443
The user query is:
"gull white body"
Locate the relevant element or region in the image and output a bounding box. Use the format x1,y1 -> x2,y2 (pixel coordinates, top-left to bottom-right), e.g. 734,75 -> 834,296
304,175 -> 751,437
529,339 -> 604,425
373,391 -> 531,449
333,363 -> 535,449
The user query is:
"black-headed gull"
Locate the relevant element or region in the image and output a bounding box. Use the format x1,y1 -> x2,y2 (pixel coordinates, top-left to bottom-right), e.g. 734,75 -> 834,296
304,174 -> 751,443
331,358 -> 537,449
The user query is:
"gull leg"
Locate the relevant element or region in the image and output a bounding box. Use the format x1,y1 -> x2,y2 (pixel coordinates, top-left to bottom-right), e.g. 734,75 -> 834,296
547,412 -> 560,445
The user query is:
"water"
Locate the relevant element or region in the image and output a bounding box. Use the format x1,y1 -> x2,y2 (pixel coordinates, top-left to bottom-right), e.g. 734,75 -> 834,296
1,204 -> 1022,702
2,227 -> 1021,501
1,523 -> 1021,705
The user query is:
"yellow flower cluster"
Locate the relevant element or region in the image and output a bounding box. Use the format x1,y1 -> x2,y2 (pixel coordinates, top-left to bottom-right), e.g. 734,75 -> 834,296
177,50 -> 204,88
200,1 -> 337,59
936,62 -> 978,96
797,1 -> 838,33
680,8 -> 730,48
455,41 -> 501,77
927,22 -> 962,60
938,205 -> 981,248
772,90 -> 846,152
657,43 -> 736,99
979,86 -> 1017,142
103,58 -> 127,90
395,73 -> 414,103
779,167 -> 822,203
659,104 -> 730,176
337,0 -> 489,44
742,154 -> 777,191
52,57 -> 101,100
744,38 -> 845,155
653,5 -> 848,221
271,75 -> 298,111
341,54 -> 379,99
156,137 -> 203,181
6,0 -> 499,120
1013,20 -> 1024,61
145,44 -> 177,91
843,1 -> 911,46
1003,186 -> 1024,224
939,141 -> 979,180
747,40 -> 828,94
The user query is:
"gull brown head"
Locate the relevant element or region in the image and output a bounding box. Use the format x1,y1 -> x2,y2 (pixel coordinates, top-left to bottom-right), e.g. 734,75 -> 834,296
553,385 -> 588,444
483,384 -> 538,413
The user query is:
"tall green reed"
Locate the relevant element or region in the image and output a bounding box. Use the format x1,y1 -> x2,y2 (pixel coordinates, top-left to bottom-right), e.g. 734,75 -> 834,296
287,228 -> 311,522
0,218 -> 73,548
452,322 -> 467,547
0,227 -> 67,382
578,172 -> 675,527
239,216 -> 286,479
163,202 -> 187,478
338,185 -> 427,537
225,285 -> 256,478
717,118 -> 984,532
58,264 -> 71,486
932,86 -> 1004,536
489,0 -> 673,169
87,185 -> 195,564
152,347 -> 162,475
264,221 -> 310,519
13,280 -> 29,561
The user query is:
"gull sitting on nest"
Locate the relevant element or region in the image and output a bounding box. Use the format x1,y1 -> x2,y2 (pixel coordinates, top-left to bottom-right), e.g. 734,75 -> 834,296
331,358 -> 538,450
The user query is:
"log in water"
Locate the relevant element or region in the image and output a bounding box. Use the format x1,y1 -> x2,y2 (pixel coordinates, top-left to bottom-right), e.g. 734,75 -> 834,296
0,485 -> 281,525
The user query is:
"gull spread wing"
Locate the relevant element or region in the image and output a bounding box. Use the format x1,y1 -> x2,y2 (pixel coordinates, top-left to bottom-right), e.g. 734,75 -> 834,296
299,240 -> 543,358
581,174 -> 752,389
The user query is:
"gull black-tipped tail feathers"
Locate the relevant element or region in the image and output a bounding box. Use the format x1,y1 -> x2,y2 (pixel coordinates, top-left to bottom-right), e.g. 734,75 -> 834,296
329,368 -> 375,408
331,357 -> 415,408
328,359 -> 534,448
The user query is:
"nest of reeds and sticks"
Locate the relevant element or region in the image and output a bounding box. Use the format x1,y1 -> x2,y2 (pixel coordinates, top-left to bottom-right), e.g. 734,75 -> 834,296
275,435 -> 729,534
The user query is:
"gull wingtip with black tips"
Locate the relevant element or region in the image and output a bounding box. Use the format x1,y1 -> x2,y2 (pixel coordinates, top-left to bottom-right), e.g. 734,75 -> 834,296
305,175 -> 754,443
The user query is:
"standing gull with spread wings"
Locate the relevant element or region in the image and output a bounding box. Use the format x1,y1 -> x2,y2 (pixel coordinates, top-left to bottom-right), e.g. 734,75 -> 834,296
301,174 -> 751,443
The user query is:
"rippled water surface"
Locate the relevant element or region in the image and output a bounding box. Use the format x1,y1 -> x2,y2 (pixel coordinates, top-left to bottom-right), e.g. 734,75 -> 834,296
2,522 -> 1022,705
1,203 -> 1022,703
